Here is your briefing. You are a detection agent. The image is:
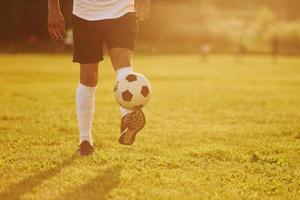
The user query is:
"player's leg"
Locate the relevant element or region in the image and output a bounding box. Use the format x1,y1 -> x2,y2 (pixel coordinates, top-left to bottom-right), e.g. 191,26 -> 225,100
106,12 -> 139,117
72,14 -> 105,155
109,47 -> 133,117
76,64 -> 98,155
108,47 -> 146,145
80,64 -> 99,87
106,13 -> 145,145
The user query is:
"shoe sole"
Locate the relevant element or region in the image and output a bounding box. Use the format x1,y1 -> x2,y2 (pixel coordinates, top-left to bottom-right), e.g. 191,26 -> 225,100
119,110 -> 145,145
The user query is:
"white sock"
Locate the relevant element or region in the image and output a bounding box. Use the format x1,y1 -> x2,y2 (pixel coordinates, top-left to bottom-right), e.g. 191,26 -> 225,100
115,66 -> 133,117
76,83 -> 96,145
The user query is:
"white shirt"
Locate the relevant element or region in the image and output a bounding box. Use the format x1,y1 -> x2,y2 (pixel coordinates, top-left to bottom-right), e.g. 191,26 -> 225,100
73,0 -> 135,21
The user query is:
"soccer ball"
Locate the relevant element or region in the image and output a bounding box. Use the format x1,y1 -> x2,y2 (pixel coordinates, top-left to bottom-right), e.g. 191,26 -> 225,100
114,73 -> 151,110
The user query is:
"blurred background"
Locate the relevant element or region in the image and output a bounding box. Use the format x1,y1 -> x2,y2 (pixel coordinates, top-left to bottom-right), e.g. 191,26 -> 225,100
0,0 -> 300,55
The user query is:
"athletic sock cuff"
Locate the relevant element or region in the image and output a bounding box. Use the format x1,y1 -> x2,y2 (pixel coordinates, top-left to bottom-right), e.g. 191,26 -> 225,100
77,83 -> 96,96
115,66 -> 133,80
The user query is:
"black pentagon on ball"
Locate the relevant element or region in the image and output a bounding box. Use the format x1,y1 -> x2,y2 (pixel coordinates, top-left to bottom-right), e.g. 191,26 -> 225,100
125,74 -> 137,82
141,86 -> 150,97
122,90 -> 133,101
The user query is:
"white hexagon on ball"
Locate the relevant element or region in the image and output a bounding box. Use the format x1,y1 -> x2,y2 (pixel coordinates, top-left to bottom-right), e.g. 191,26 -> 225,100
114,73 -> 151,110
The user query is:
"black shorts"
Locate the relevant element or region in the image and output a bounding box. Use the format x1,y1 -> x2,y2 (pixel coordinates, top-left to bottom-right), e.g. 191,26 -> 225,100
72,12 -> 139,64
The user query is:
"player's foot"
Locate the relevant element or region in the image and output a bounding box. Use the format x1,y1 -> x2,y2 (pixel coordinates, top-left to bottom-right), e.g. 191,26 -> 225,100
119,109 -> 145,145
78,141 -> 94,156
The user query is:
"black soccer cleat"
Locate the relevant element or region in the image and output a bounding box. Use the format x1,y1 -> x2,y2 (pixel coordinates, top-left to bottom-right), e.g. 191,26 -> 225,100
78,141 -> 94,156
119,109 -> 146,145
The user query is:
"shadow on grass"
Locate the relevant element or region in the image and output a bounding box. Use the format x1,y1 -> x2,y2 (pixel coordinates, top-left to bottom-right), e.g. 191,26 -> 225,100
0,154 -> 78,200
56,165 -> 122,200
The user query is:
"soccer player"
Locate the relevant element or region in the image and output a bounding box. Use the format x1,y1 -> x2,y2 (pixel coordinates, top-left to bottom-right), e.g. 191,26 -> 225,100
47,0 -> 151,156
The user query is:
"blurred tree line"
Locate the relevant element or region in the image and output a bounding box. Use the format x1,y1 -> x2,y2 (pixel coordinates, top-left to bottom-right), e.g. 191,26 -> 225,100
0,0 -> 300,54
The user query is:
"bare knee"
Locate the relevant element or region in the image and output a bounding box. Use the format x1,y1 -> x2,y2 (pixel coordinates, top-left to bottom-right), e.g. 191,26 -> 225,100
109,48 -> 133,70
115,53 -> 131,67
80,63 -> 98,87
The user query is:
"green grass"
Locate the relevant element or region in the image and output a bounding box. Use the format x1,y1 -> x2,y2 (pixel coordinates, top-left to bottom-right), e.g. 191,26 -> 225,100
0,54 -> 300,200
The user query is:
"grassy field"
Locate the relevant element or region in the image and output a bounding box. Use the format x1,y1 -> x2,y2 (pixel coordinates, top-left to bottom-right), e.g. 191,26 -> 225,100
0,54 -> 300,200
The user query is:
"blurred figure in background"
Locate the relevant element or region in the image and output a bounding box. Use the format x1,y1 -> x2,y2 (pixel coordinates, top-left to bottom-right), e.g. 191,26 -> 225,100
64,28 -> 73,51
239,33 -> 247,56
271,34 -> 279,62
200,42 -> 211,62
27,34 -> 38,51
235,32 -> 247,62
